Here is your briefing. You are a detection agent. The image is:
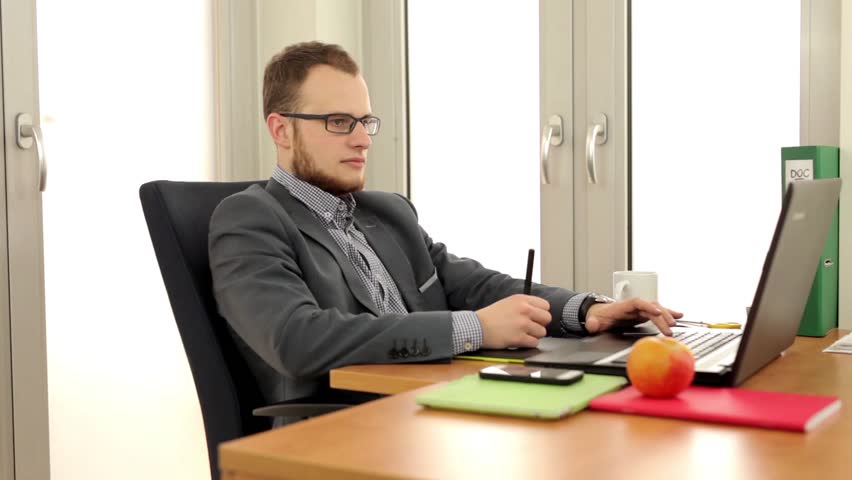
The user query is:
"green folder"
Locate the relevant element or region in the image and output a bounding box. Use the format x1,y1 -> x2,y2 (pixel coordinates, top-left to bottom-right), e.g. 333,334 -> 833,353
781,146 -> 839,336
415,373 -> 627,420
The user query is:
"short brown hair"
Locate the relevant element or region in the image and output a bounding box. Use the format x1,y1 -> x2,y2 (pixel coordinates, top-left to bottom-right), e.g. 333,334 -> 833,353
262,41 -> 360,118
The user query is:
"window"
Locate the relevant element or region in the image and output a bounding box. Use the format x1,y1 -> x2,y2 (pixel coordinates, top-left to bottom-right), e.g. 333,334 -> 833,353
408,0 -> 541,279
631,1 -> 800,320
38,0 -> 213,478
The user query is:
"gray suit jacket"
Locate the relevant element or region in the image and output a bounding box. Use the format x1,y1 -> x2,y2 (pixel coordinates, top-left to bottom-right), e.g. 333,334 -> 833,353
209,179 -> 580,404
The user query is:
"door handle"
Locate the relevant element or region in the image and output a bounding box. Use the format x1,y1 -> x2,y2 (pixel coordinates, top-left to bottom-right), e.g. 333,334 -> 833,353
16,113 -> 47,192
540,114 -> 564,184
585,113 -> 607,184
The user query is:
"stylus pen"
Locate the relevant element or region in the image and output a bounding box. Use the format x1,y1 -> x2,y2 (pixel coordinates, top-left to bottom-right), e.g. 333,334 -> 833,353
524,248 -> 535,295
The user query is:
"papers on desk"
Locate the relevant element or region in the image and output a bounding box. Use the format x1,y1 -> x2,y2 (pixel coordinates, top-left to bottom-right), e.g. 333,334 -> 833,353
823,332 -> 852,354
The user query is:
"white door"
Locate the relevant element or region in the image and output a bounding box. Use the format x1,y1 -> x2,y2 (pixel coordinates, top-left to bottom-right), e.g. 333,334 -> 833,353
571,0 -> 629,295
541,0 -> 628,294
0,0 -> 51,478
540,0 -> 628,294
407,0 -> 625,292
622,1 -> 836,321
574,0 -> 841,320
539,0 -> 575,288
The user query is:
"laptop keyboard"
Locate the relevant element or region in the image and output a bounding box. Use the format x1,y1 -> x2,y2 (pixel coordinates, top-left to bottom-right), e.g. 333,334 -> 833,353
610,330 -> 742,364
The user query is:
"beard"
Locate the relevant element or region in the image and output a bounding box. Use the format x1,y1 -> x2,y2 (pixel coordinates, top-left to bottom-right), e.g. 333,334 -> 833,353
292,132 -> 365,196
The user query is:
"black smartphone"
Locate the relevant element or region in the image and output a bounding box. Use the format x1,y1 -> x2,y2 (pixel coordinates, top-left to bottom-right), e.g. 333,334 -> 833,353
479,365 -> 584,386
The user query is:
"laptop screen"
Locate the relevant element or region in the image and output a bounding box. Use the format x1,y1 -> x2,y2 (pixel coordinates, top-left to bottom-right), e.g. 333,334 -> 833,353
731,178 -> 841,385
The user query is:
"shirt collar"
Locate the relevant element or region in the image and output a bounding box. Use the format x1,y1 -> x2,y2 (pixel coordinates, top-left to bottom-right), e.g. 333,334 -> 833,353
272,165 -> 356,228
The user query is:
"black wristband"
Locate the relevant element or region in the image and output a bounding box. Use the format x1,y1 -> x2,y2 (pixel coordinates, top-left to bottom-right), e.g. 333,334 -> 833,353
577,295 -> 599,334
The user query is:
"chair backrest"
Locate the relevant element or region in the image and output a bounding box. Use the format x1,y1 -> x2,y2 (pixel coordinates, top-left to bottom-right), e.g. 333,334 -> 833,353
139,180 -> 267,480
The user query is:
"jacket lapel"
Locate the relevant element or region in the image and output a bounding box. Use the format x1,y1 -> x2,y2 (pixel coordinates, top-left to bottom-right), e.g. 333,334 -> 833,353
265,180 -> 380,316
353,212 -> 423,312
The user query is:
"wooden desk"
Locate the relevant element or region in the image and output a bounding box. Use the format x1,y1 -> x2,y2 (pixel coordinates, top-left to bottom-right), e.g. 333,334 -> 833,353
329,359 -> 489,395
221,331 -> 850,480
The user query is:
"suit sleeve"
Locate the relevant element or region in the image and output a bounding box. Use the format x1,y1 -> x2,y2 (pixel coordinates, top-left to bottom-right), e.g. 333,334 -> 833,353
394,194 -> 583,337
209,193 -> 455,380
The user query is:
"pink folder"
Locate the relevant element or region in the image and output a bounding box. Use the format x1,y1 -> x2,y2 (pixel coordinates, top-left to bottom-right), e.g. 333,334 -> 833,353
589,386 -> 841,432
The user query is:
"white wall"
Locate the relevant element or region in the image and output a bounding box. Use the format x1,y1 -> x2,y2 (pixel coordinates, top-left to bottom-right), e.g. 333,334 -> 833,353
38,1 -> 212,479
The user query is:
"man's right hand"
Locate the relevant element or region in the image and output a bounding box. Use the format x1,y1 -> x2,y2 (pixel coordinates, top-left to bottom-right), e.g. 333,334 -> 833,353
476,294 -> 552,349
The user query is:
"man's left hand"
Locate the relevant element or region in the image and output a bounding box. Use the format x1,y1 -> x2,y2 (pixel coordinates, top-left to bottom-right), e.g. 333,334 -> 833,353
584,298 -> 683,336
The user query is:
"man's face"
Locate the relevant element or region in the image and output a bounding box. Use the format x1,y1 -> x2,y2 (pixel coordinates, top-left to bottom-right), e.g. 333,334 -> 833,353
285,65 -> 373,195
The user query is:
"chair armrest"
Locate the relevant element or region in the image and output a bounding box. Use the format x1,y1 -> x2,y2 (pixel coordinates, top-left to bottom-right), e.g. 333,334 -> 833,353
252,401 -> 350,418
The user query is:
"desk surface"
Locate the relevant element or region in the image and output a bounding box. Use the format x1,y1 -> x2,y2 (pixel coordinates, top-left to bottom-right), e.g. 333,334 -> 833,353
329,358 -> 489,394
221,331 -> 850,480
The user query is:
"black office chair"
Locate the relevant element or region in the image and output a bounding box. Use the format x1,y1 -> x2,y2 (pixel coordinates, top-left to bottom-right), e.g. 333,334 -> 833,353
139,180 -> 349,480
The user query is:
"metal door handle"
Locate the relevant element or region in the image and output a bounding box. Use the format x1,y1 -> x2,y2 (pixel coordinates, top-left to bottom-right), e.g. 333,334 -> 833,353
585,114 -> 607,184
16,113 -> 47,192
540,114 -> 564,184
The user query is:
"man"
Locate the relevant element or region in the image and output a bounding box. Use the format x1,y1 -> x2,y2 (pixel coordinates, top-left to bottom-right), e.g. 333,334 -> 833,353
209,41 -> 682,409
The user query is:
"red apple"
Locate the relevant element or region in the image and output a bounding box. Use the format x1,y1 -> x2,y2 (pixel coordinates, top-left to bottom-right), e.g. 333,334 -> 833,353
626,336 -> 695,397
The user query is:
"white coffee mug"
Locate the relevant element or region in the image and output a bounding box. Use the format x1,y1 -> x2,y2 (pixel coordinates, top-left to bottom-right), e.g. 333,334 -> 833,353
612,271 -> 658,302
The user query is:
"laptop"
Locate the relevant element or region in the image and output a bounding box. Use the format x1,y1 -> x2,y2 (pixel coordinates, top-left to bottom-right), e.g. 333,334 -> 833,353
526,178 -> 842,386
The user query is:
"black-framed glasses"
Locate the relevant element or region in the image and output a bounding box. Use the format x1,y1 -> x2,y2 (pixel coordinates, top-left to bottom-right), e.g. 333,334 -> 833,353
279,112 -> 381,136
